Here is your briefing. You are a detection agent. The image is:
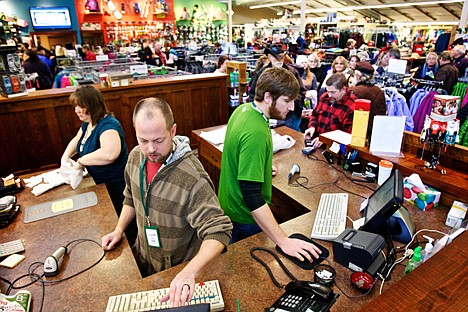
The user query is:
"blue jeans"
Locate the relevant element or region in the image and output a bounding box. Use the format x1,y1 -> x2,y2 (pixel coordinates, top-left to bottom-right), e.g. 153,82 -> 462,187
231,222 -> 262,244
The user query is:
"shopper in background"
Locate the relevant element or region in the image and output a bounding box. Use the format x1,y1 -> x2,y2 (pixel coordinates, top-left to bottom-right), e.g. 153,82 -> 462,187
305,73 -> 356,149
341,38 -> 356,60
82,44 -> 96,61
350,61 -> 386,140
154,42 -> 167,66
307,53 -> 326,88
322,56 -> 349,91
295,55 -> 318,107
36,46 -> 53,68
374,50 -> 389,76
248,44 -> 305,131
139,39 -> 156,66
61,85 -> 135,244
346,55 -> 359,78
214,55 -> 229,74
164,40 -> 178,68
451,45 -> 468,78
21,49 -> 54,90
102,47 -> 117,59
214,42 -> 223,55
435,51 -> 459,94
413,52 -> 438,80
219,67 -> 322,262
101,97 -> 232,306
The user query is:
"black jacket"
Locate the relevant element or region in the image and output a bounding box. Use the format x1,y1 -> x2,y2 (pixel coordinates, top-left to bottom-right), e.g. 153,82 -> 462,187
22,61 -> 54,90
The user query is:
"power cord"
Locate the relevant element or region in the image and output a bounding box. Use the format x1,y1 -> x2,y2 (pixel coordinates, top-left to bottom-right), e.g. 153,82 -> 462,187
0,238 -> 106,312
249,247 -> 297,289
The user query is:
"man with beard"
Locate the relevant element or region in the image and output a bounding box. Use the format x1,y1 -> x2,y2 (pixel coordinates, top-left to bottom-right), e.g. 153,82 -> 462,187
218,67 -> 322,262
304,73 -> 356,149
102,97 -> 232,307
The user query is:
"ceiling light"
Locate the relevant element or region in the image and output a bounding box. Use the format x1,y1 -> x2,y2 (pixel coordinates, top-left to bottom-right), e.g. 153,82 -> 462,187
250,1 -> 301,10
292,0 -> 462,14
395,21 -> 459,26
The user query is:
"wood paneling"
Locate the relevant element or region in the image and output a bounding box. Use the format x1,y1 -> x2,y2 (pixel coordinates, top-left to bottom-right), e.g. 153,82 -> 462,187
0,73 -> 228,176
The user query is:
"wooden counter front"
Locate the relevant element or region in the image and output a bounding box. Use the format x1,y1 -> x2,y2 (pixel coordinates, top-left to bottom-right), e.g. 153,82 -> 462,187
0,73 -> 228,176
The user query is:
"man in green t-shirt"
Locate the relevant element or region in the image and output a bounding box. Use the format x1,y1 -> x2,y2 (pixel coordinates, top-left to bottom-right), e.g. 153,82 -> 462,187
219,67 -> 322,262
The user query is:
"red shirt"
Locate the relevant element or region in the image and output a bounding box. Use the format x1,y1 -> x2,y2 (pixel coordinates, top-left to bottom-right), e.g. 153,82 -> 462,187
146,161 -> 162,184
85,50 -> 96,61
308,87 -> 356,135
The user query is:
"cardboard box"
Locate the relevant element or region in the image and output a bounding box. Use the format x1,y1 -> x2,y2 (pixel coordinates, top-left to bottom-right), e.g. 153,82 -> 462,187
431,95 -> 460,122
226,61 -> 247,84
403,180 -> 441,211
351,99 -> 371,147
107,72 -> 133,87
446,201 -> 468,228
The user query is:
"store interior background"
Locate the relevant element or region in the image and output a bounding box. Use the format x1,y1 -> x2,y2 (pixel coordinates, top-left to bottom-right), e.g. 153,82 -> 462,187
1,0 -> 464,50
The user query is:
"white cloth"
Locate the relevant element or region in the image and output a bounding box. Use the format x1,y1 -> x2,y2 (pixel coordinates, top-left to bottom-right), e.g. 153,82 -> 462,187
272,130 -> 296,153
24,169 -> 66,196
59,159 -> 84,189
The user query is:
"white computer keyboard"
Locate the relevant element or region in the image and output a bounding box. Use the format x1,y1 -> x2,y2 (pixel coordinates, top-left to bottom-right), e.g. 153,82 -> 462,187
105,280 -> 224,312
311,193 -> 348,240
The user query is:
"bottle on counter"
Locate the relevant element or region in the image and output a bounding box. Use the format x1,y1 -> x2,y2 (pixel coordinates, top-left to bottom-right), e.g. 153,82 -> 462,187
421,235 -> 434,262
404,246 -> 422,275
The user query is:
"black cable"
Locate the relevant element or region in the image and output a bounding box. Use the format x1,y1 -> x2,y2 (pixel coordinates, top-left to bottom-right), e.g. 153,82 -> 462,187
250,247 -> 297,289
4,238 -> 105,312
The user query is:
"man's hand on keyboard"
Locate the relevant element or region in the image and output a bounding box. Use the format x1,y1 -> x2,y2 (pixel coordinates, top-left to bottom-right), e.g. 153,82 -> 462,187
278,237 -> 322,262
160,271 -> 195,307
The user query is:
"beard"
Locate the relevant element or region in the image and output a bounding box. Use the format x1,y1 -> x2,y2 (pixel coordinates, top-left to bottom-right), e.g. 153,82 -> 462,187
269,101 -> 289,120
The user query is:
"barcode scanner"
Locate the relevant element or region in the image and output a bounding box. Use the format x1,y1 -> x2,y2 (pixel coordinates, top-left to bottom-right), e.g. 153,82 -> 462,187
288,164 -> 300,181
44,246 -> 67,277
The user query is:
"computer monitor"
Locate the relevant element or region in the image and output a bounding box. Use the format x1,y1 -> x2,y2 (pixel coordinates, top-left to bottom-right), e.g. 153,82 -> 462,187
360,169 -> 404,235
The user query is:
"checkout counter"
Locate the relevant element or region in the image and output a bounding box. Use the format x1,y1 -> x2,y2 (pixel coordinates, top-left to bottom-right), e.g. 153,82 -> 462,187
1,126 -> 467,311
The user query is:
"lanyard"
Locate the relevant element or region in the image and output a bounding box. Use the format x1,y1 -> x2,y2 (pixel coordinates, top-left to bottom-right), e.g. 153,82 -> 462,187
251,102 -> 269,123
138,148 -> 174,227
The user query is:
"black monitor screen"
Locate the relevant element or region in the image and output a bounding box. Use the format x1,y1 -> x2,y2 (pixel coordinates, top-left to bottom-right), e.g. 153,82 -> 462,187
360,169 -> 403,234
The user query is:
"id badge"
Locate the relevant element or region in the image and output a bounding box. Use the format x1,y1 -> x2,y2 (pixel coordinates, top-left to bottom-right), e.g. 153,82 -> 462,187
144,225 -> 161,248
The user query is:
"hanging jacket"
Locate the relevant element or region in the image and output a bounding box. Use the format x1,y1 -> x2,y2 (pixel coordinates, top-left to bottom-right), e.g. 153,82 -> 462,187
384,87 -> 414,131
408,89 -> 429,117
412,91 -> 437,133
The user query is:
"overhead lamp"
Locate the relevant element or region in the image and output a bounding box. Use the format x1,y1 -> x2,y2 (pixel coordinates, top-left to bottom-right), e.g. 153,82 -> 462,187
292,0 -> 462,14
250,1 -> 301,10
395,21 -> 459,26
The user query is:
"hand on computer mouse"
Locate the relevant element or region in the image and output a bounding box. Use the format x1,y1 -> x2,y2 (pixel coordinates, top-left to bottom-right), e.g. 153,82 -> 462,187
278,237 -> 322,262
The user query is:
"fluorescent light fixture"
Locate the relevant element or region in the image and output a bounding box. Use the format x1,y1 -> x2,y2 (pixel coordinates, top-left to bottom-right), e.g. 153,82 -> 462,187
395,21 -> 459,26
292,0 -> 462,14
250,1 -> 301,9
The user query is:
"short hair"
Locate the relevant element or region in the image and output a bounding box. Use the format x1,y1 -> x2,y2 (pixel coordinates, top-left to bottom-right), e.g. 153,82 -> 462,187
326,72 -> 348,90
348,55 -> 359,63
346,39 -> 356,48
453,44 -> 466,55
440,51 -> 453,62
426,52 -> 438,62
21,42 -> 29,49
307,53 -> 321,67
332,56 -> 348,73
133,97 -> 174,131
82,44 -> 90,51
217,55 -> 229,68
69,85 -> 111,125
254,67 -> 300,103
388,48 -> 401,59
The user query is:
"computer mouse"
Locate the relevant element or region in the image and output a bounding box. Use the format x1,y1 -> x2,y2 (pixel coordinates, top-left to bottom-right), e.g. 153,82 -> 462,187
351,272 -> 374,291
285,280 -> 332,299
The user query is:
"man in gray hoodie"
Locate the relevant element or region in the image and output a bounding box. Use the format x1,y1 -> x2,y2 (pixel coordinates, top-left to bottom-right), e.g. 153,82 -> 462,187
102,97 -> 232,307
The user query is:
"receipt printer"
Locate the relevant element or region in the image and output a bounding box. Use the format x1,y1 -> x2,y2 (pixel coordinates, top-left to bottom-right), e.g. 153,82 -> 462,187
333,228 -> 385,272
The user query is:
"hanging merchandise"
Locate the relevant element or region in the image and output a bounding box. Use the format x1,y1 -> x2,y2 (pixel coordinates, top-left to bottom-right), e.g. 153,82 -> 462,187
105,0 -> 123,20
